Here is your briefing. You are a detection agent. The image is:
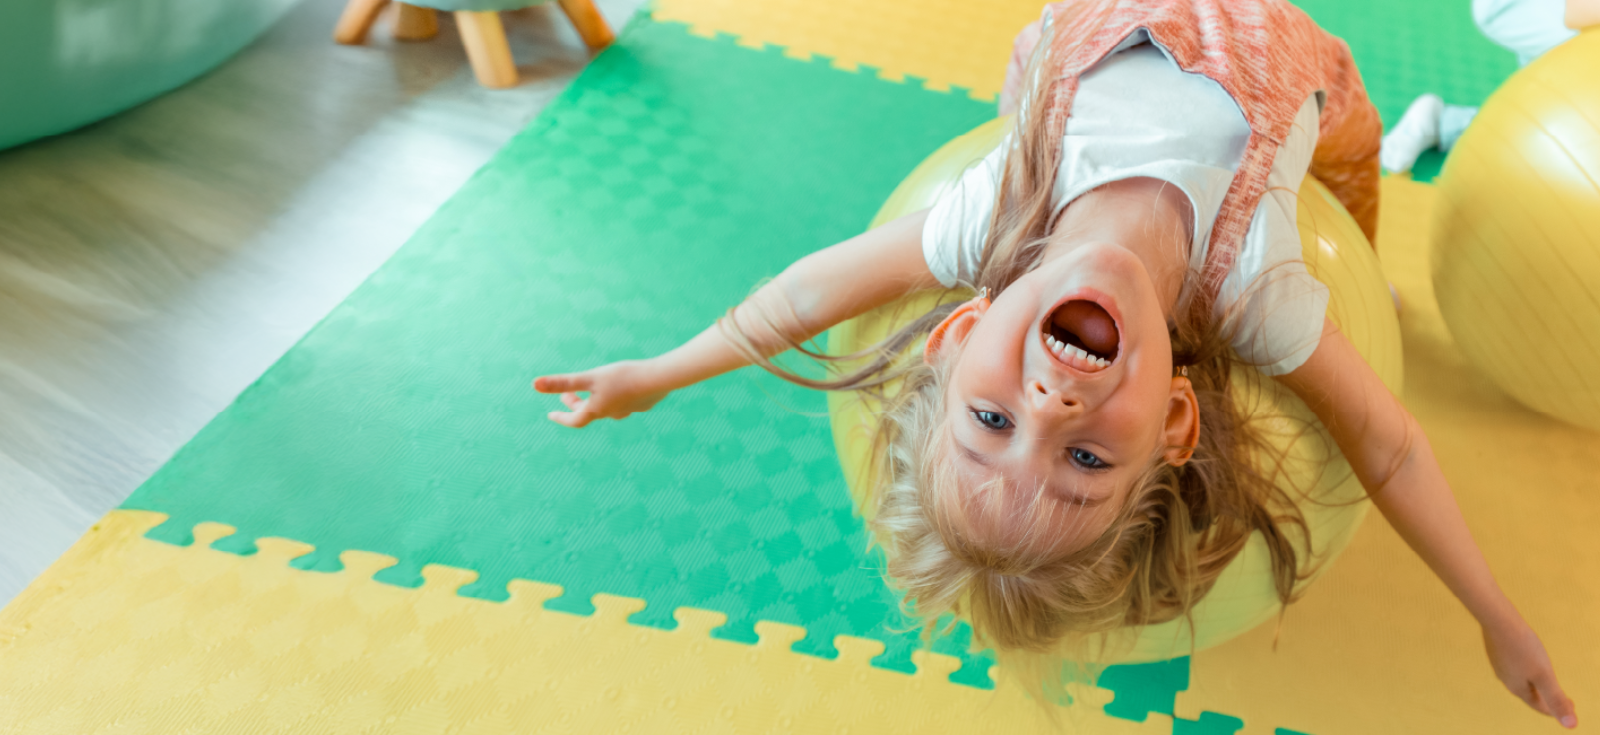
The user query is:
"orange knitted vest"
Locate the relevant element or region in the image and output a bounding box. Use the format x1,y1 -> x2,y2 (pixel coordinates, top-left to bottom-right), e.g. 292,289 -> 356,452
1039,0 -> 1382,313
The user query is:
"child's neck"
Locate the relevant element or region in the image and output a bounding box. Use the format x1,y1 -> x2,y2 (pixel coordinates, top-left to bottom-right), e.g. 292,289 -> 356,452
1038,177 -> 1194,317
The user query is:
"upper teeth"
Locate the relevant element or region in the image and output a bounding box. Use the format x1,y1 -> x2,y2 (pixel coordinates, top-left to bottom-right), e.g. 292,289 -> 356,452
1046,335 -> 1109,368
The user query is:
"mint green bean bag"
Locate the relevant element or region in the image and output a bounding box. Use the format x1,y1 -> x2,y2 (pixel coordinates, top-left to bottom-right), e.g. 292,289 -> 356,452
0,0 -> 297,151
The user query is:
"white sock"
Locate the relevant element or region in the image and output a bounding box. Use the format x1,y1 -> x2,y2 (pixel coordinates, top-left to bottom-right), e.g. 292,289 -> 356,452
1439,104 -> 1479,151
1380,94 -> 1444,174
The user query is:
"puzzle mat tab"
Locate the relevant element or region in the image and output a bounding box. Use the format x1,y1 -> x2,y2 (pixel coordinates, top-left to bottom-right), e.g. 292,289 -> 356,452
0,510 -> 1196,734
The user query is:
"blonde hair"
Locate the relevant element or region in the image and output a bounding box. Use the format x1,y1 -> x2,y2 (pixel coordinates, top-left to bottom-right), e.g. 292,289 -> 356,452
718,1 -> 1314,697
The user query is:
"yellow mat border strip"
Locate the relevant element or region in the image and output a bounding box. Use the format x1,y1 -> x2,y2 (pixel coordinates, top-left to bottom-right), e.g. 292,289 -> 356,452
0,509 -> 1219,733
649,0 -> 1048,100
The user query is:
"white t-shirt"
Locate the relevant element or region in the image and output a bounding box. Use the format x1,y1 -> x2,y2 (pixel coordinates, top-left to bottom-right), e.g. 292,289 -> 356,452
923,32 -> 1329,376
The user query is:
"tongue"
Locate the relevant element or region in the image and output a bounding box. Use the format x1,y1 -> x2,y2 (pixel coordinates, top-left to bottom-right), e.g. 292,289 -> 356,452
1052,301 -> 1118,357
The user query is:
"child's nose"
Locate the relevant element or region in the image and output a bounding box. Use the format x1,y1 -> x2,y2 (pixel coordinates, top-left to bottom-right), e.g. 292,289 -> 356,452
1029,380 -> 1081,413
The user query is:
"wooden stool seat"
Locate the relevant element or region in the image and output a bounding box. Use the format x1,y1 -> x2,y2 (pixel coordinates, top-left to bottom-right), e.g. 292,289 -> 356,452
334,0 -> 615,89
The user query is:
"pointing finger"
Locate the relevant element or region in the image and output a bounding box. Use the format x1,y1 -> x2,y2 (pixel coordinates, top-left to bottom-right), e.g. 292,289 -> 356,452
547,410 -> 594,428
533,374 -> 590,394
1534,674 -> 1578,728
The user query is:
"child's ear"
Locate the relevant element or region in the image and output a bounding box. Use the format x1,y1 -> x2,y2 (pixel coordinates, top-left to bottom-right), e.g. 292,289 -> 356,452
1162,375 -> 1201,466
923,295 -> 990,365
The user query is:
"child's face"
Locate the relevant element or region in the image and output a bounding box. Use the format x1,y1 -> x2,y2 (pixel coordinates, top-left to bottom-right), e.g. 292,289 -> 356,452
936,240 -> 1199,550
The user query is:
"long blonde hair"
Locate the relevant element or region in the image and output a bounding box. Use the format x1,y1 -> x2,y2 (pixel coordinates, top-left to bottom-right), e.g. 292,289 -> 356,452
717,0 -> 1313,694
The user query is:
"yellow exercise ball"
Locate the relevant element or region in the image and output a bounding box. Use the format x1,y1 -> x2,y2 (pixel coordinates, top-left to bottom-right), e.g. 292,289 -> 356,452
827,116 -> 1403,663
1432,29 -> 1600,432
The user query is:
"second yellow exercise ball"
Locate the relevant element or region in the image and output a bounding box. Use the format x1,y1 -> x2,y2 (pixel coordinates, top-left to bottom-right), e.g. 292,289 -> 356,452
827,116 -> 1403,663
1432,29 -> 1600,432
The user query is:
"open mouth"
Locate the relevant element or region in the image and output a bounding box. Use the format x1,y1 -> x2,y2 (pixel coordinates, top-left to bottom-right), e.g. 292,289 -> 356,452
1042,298 -> 1120,372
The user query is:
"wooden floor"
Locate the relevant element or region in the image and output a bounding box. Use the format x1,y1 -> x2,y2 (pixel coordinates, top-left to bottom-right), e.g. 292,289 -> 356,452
0,0 -> 644,605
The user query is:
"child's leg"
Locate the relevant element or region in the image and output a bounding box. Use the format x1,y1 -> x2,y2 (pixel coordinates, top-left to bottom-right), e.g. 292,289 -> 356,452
999,21 -> 1043,116
1309,92 -> 1383,246
1439,103 -> 1479,150
1381,94 -> 1443,175
1380,95 -> 1481,174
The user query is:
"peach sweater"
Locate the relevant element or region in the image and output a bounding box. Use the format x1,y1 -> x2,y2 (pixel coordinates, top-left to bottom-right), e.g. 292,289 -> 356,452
1031,0 -> 1382,312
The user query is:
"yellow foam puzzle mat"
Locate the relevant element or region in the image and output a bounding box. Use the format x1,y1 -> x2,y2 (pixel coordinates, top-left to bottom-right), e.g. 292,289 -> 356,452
0,509 -> 1178,734
651,0 -> 1046,99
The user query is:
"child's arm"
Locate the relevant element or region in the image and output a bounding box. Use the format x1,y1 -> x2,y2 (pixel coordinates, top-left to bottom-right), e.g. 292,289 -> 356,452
1568,0 -> 1600,30
1276,320 -> 1579,729
533,209 -> 941,427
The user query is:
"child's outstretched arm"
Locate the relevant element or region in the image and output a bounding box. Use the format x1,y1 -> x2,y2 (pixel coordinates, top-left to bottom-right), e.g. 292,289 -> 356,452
1277,320 -> 1579,730
1569,0 -> 1600,30
533,209 -> 941,427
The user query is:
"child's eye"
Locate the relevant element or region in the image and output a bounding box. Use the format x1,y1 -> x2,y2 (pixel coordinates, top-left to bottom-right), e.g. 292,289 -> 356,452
972,410 -> 1011,431
1069,448 -> 1107,469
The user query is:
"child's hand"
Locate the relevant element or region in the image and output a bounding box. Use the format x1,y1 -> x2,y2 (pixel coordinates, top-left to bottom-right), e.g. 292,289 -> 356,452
1483,618 -> 1578,728
533,360 -> 669,428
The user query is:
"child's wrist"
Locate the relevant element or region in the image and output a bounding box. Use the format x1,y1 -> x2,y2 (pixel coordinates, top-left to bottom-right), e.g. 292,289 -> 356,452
632,355 -> 680,393
1473,595 -> 1525,633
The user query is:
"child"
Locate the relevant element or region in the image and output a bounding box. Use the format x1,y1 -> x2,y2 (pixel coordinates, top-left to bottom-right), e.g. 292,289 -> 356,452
535,0 -> 1577,725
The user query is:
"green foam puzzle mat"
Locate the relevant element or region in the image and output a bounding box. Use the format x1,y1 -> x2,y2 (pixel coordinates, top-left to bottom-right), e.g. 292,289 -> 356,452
126,16 -> 1004,682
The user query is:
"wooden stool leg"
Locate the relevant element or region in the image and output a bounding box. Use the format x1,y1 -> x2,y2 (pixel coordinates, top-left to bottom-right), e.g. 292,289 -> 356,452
393,3 -> 440,41
455,11 -> 519,89
334,0 -> 391,44
556,0 -> 615,50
